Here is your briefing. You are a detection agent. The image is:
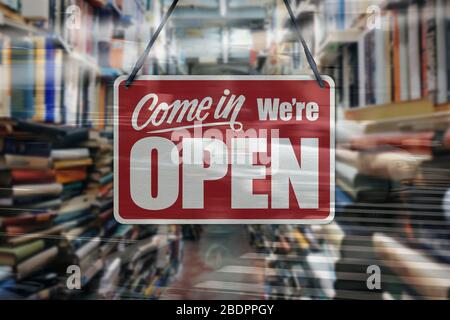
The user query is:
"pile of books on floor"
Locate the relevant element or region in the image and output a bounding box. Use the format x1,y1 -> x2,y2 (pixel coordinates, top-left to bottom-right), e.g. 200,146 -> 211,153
334,112 -> 450,299
247,224 -> 337,300
246,111 -> 450,300
0,120 -> 182,299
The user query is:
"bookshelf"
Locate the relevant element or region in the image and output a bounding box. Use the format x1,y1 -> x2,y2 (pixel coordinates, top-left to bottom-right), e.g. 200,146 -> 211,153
0,0 -> 182,300
0,3 -> 41,34
254,0 -> 450,300
343,98 -> 435,121
316,29 -> 361,65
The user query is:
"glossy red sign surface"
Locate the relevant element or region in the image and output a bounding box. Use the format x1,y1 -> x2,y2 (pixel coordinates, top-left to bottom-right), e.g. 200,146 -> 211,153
114,76 -> 335,224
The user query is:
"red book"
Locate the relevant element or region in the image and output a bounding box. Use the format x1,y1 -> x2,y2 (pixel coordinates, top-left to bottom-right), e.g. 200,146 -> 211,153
420,7 -> 429,98
392,11 -> 401,102
5,223 -> 52,236
350,131 -> 450,155
11,169 -> 56,184
55,167 -> 87,184
0,211 -> 56,227
98,182 -> 113,198
99,208 -> 114,222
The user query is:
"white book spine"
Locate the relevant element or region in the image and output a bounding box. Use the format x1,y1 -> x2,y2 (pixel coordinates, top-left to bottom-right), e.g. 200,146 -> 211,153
76,236 -> 101,260
408,4 -> 422,100
342,47 -> 350,108
375,27 -> 388,105
13,183 -> 63,198
398,11 -> 410,101
436,0 -> 448,104
51,148 -> 90,160
54,50 -> 63,124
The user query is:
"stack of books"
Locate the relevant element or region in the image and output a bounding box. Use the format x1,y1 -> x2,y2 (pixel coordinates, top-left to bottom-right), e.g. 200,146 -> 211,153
334,83 -> 450,299
247,224 -> 337,300
0,120 -> 92,298
0,0 -> 183,300
0,120 -> 182,299
317,0 -> 450,300
93,224 -> 182,300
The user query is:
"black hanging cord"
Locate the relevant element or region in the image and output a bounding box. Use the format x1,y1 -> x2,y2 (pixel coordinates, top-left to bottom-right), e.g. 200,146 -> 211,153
125,0 -> 324,88
125,0 -> 179,88
283,0 -> 324,88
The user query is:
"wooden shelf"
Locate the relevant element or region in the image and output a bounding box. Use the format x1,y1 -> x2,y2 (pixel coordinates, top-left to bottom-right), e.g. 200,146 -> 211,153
363,110 -> 450,134
344,99 -> 435,121
0,5 -> 106,76
435,103 -> 450,113
0,3 -> 41,35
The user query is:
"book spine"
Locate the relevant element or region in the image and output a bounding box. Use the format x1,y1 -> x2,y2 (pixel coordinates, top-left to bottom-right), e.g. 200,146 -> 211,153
447,1 -> 450,102
3,138 -> 51,157
33,37 -> 46,122
348,43 -> 359,108
392,11 -> 401,102
398,9 -> 410,101
365,30 -> 375,105
423,0 -> 437,102
384,13 -> 392,104
436,0 -> 448,104
54,49 -> 63,123
11,39 -> 35,120
420,3 -> 429,98
375,26 -> 387,105
45,38 -> 55,123
16,246 -> 58,280
408,3 -> 422,100
358,31 -> 366,107
11,169 -> 56,184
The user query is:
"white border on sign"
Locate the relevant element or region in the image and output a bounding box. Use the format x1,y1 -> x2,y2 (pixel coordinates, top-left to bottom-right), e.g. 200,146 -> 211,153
113,75 -> 335,224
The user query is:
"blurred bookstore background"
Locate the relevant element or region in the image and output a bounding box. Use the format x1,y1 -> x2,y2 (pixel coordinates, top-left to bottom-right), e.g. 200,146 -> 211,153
0,0 -> 449,300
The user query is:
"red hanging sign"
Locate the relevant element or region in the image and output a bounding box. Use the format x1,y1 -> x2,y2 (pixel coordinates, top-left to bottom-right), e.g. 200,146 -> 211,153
114,76 -> 335,224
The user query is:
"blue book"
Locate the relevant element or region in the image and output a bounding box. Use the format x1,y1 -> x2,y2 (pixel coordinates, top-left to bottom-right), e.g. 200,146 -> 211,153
62,181 -> 84,193
3,138 -> 52,157
336,186 -> 354,210
45,38 -> 55,122
10,39 -> 35,120
338,0 -> 345,29
14,195 -> 59,205
103,218 -> 119,236
16,120 -> 90,147
0,266 -> 12,283
71,229 -> 100,250
99,172 -> 113,185
54,209 -> 92,225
